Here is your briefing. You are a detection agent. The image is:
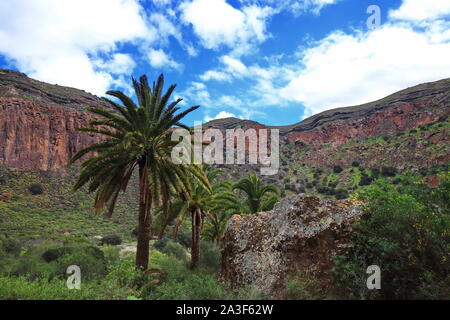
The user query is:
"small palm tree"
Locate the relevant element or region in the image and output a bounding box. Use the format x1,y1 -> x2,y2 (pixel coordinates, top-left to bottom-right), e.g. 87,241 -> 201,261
233,173 -> 281,214
167,166 -> 217,269
70,74 -> 203,270
203,181 -> 241,243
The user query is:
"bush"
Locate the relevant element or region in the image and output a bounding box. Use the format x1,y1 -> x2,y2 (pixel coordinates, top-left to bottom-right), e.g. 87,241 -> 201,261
333,166 -> 343,174
335,189 -> 349,200
0,236 -> 21,255
162,241 -> 187,262
284,276 -> 326,300
28,184 -> 43,195
381,166 -> 397,177
199,241 -> 220,271
351,161 -> 360,167
359,174 -> 373,186
153,237 -> 169,251
333,177 -> 450,299
101,235 -> 122,246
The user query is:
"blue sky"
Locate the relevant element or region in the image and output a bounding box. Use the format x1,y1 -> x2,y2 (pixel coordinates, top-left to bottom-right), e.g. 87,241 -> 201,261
1,0 -> 449,126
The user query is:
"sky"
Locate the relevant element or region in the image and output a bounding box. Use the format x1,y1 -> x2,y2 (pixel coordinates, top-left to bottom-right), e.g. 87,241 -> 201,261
1,0 -> 450,126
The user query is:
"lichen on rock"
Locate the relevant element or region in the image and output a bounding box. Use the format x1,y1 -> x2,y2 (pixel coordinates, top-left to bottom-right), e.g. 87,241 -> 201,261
220,193 -> 363,295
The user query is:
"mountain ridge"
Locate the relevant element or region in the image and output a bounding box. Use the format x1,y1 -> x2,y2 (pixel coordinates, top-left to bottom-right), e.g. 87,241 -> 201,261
0,69 -> 449,174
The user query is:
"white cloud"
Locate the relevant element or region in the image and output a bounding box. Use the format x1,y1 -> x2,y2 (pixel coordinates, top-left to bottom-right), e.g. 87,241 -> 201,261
147,48 -> 182,70
149,13 -> 181,44
95,53 -> 136,75
0,0 -> 151,95
200,70 -> 232,82
153,0 -> 172,7
179,0 -> 274,54
239,0 -> 339,16
389,0 -> 450,21
221,55 -> 248,76
280,20 -> 450,115
204,110 -> 237,122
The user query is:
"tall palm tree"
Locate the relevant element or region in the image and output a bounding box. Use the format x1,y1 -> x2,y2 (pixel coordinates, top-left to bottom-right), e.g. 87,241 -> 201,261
233,173 -> 281,214
70,74 -> 204,270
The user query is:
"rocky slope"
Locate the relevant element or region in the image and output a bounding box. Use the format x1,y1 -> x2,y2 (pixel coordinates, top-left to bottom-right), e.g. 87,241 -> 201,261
0,69 -> 111,171
0,69 -> 448,174
220,194 -> 363,294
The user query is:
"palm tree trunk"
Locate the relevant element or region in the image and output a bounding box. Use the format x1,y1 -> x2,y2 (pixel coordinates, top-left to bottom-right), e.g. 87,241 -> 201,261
136,160 -> 151,270
190,209 -> 201,270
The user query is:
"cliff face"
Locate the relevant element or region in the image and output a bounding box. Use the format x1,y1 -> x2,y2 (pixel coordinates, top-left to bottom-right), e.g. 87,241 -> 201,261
0,69 -> 110,171
285,78 -> 450,146
0,68 -> 448,172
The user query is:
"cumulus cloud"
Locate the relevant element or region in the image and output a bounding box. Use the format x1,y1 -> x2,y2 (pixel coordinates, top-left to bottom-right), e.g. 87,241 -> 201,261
238,0 -> 339,15
179,0 -> 274,54
389,0 -> 450,21
204,110 -> 237,122
181,81 -> 265,120
280,19 -> 450,115
95,53 -> 136,75
147,48 -> 182,70
0,0 -> 151,95
200,70 -> 232,82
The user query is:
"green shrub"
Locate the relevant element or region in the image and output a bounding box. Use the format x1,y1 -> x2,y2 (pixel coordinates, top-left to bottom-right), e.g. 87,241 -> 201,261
101,246 -> 121,264
28,184 -> 44,195
351,161 -> 360,167
53,246 -> 107,281
284,276 -> 326,300
162,241 -> 187,262
101,234 -> 122,246
333,177 -> 450,299
199,241 -> 220,272
0,236 -> 21,255
333,166 -> 343,174
153,237 -> 169,251
381,166 -> 397,177
335,189 -> 349,200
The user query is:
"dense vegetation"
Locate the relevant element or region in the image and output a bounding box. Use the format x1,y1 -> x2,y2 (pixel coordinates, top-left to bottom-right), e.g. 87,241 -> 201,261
333,172 -> 449,299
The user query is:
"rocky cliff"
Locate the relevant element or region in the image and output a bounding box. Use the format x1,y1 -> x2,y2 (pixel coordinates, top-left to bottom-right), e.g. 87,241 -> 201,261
220,194 -> 363,294
0,69 -> 110,171
0,69 -> 448,173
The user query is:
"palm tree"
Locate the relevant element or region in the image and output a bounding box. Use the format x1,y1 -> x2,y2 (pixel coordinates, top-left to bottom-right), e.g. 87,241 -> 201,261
203,181 -> 241,243
233,173 -> 281,214
70,74 -> 204,270
167,166 -> 217,269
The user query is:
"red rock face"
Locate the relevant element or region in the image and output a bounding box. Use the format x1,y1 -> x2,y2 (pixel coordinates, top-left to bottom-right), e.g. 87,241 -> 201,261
287,100 -> 449,147
0,97 -> 103,171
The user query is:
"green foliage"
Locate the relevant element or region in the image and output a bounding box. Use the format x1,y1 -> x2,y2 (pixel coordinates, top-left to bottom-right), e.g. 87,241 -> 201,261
199,241 -> 220,272
28,183 -> 43,195
333,166 -> 343,174
333,174 -> 450,299
284,276 -> 326,300
162,241 -> 187,262
381,166 -> 397,177
233,173 -> 280,214
101,234 -> 122,246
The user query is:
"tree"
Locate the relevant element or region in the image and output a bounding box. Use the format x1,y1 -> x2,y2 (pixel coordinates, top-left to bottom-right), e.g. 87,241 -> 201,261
168,166 -> 216,269
233,173 -> 280,214
70,74 -> 201,270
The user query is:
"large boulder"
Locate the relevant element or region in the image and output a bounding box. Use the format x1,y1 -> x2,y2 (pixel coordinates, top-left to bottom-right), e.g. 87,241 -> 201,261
220,194 -> 363,294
